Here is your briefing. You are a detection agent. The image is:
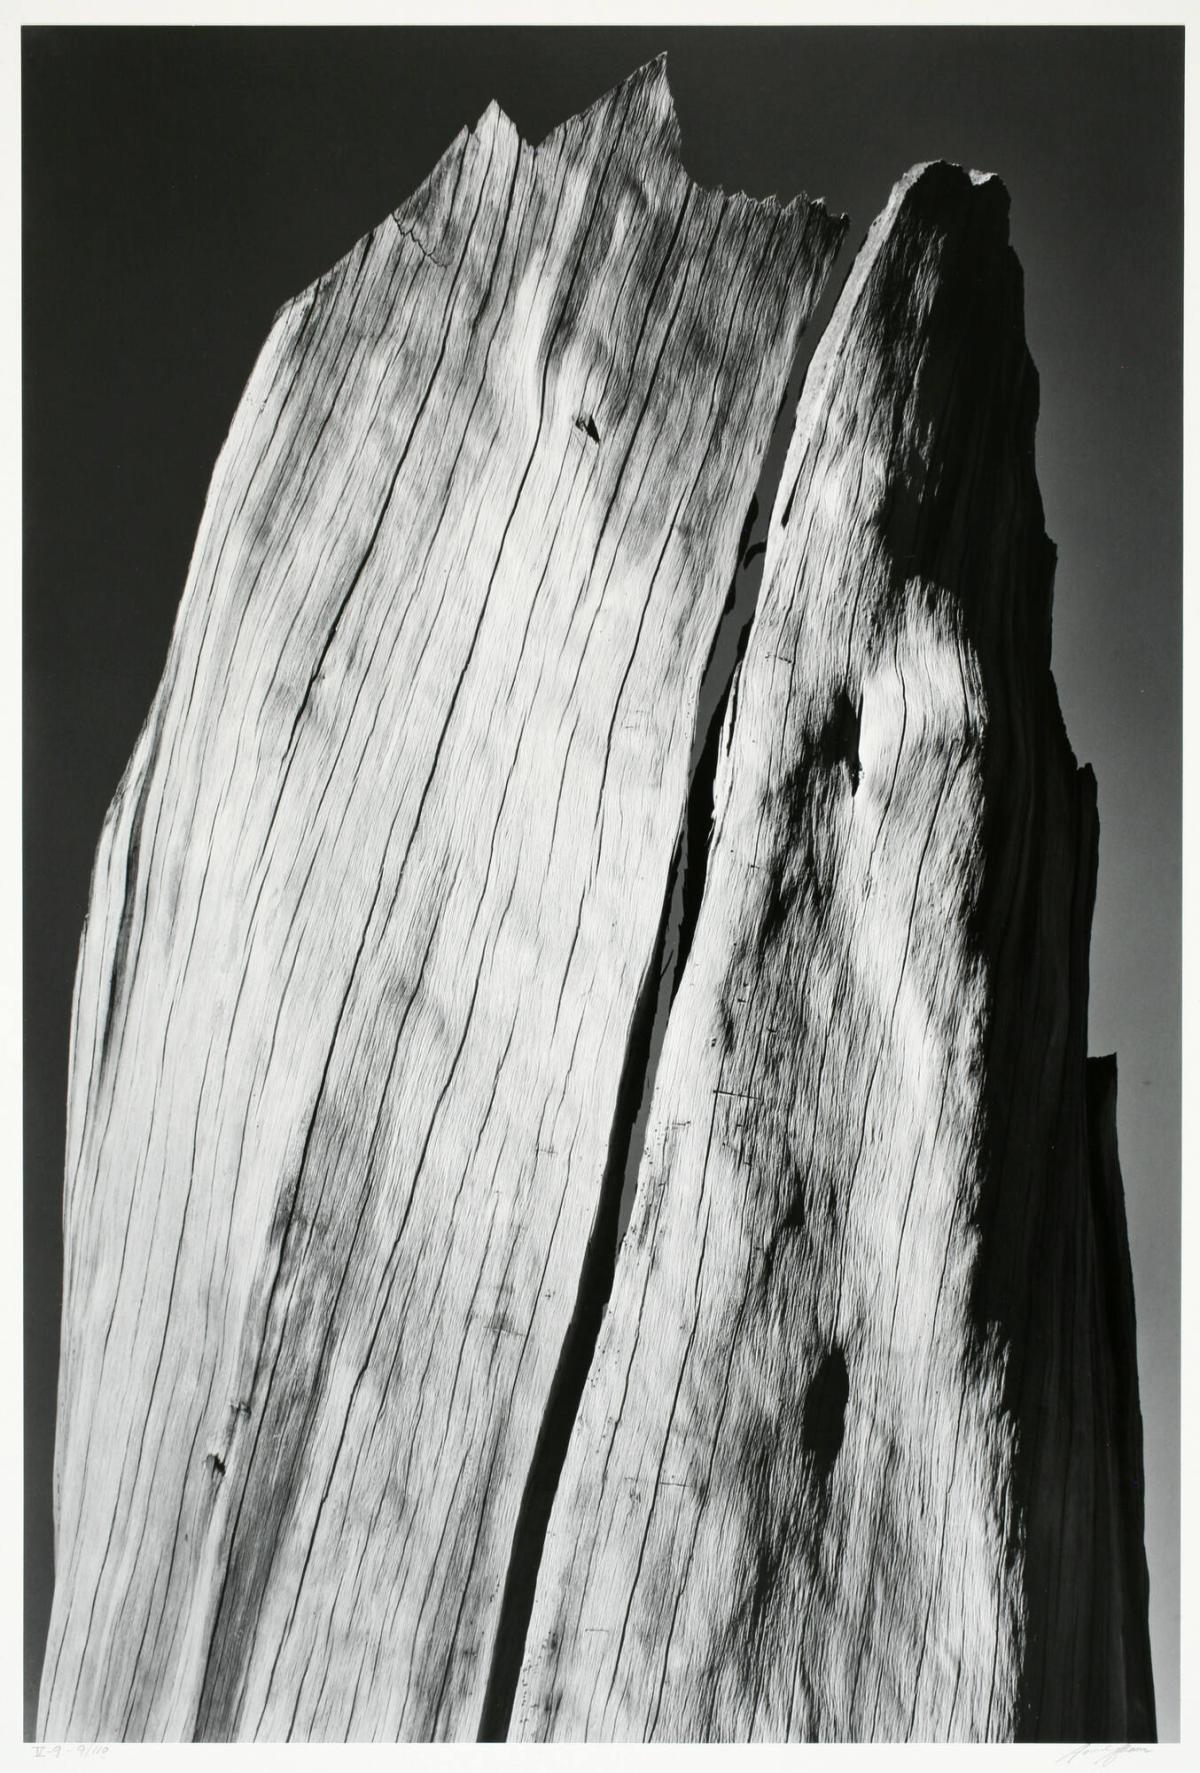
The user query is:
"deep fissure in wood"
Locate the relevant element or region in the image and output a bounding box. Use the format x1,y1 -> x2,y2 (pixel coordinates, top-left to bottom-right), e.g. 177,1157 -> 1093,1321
801,1346 -> 849,1478
478,307 -> 846,1736
476,529 -> 771,1737
476,833 -> 681,1740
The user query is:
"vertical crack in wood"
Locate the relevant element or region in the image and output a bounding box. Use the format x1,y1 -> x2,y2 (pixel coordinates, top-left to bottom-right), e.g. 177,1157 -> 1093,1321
620,311 -> 848,1247
478,311 -> 848,1733
478,482 -> 790,1738
476,830 -> 680,1740
616,503 -> 763,1248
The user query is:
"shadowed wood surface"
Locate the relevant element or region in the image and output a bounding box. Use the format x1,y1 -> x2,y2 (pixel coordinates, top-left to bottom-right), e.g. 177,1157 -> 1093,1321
39,60 -> 845,1742
512,162 -> 1156,1743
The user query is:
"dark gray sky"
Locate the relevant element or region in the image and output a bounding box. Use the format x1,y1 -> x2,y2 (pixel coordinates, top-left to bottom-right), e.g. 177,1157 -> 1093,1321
23,25 -> 1181,1740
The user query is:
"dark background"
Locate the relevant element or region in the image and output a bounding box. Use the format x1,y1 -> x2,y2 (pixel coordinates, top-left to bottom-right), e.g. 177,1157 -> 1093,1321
23,26 -> 1182,1740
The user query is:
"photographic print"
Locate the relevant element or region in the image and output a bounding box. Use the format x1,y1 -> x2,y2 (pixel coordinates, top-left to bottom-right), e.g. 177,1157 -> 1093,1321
21,18 -> 1182,1746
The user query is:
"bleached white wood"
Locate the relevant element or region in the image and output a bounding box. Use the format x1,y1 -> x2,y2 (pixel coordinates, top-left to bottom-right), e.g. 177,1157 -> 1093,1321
512,162 -> 1156,1743
39,59 -> 845,1743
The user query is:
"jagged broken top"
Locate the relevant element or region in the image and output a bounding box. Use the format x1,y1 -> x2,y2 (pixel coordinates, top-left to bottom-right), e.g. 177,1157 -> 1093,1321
284,53 -> 846,324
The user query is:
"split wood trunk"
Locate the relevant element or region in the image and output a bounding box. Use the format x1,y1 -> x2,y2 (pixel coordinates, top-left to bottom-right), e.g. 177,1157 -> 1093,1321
39,61 -> 1154,1744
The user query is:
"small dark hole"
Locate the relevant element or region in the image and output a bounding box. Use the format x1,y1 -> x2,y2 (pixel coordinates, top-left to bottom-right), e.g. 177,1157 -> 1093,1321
801,1346 -> 848,1476
780,1175 -> 806,1239
575,412 -> 601,444
207,1452 -> 226,1480
816,689 -> 862,795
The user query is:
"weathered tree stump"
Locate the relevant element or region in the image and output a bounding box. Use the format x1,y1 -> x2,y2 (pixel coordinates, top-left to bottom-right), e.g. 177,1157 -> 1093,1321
39,62 -> 1153,1745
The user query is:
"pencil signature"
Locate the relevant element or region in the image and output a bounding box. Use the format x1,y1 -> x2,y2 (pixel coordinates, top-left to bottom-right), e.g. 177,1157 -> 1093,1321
1058,1747 -> 1151,1767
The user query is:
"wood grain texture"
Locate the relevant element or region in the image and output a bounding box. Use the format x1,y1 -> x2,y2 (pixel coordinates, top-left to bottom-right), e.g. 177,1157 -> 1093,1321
39,59 -> 845,1742
512,161 -> 1156,1743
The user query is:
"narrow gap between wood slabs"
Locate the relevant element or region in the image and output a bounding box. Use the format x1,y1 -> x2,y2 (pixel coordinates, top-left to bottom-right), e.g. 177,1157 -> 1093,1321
613,248 -> 854,1247
475,245 -> 852,1740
